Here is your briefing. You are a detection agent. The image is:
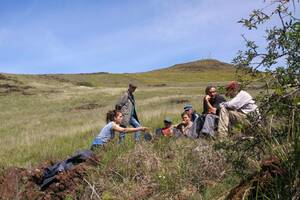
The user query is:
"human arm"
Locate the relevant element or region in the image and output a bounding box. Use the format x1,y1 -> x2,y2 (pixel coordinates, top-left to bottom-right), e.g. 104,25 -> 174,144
112,123 -> 147,133
116,92 -> 128,109
213,95 -> 226,114
204,95 -> 216,114
222,91 -> 253,110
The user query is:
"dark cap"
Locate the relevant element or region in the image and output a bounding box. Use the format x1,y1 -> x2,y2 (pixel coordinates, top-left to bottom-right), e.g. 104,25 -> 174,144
163,117 -> 172,123
183,104 -> 193,111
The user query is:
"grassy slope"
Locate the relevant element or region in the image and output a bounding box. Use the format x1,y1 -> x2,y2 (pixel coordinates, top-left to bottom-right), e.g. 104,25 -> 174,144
0,59 -> 240,199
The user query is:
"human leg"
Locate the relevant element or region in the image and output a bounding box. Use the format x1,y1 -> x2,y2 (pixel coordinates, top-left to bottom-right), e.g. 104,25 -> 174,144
218,106 -> 230,137
118,124 -> 126,144
130,117 -> 141,141
228,110 -> 248,133
201,114 -> 218,137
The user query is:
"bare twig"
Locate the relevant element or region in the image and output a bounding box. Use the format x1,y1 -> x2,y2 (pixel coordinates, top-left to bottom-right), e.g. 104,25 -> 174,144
83,178 -> 101,200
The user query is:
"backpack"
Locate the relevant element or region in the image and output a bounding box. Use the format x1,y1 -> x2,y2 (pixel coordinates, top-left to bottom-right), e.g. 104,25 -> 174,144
195,114 -> 206,137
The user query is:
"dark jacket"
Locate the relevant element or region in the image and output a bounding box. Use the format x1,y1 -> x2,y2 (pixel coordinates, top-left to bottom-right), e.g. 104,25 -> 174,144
191,112 -> 199,122
203,94 -> 226,115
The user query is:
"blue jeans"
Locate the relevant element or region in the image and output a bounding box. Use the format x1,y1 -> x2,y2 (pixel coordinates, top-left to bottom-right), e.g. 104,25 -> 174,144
119,117 -> 141,143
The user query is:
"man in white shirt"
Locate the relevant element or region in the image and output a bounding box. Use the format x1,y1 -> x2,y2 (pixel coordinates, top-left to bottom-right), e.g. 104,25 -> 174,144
218,81 -> 258,137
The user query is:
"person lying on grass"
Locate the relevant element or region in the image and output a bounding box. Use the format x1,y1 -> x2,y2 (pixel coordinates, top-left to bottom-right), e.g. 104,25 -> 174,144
91,110 -> 148,150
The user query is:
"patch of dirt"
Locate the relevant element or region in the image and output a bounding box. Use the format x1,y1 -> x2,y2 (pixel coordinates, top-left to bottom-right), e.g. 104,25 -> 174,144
0,74 -> 21,83
0,155 -> 99,200
170,99 -> 190,104
0,83 -> 34,95
74,103 -> 104,110
147,84 -> 167,87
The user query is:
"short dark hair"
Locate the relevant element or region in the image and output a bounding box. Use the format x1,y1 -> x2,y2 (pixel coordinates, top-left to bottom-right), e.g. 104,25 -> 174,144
129,83 -> 137,88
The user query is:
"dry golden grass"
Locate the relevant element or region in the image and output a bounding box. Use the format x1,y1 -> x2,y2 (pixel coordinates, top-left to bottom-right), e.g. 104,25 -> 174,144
0,60 -> 236,167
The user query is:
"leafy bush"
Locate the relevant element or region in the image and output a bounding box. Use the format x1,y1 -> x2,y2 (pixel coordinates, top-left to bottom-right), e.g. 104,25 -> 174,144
221,1 -> 300,199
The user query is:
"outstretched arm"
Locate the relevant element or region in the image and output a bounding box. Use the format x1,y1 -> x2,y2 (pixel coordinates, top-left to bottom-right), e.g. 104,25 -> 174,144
113,124 -> 147,133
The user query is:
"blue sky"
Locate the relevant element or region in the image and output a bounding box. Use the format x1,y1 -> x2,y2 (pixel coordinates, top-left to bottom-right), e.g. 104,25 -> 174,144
0,0 -> 298,74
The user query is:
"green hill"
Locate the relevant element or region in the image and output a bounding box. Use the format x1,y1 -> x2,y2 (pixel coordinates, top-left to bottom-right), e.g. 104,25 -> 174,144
155,59 -> 234,72
0,59 -> 238,199
0,59 -> 235,90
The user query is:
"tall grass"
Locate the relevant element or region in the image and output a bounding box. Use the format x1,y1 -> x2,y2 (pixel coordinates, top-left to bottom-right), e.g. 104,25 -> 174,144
0,75 -> 214,167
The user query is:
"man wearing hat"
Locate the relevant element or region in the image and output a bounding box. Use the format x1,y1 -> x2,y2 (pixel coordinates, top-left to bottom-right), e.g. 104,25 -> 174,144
155,117 -> 174,137
183,104 -> 199,122
116,83 -> 141,143
217,81 -> 258,137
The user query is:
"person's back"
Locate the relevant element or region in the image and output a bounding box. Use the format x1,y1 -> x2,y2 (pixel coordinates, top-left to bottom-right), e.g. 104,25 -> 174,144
222,90 -> 257,114
218,81 -> 258,137
92,122 -> 115,145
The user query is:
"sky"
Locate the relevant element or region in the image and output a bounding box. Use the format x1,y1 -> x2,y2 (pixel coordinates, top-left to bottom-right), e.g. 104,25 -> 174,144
0,0 -> 298,74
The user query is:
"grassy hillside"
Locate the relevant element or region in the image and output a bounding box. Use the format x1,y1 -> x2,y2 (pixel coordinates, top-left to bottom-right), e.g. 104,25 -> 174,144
0,59 -> 236,167
0,59 -> 241,199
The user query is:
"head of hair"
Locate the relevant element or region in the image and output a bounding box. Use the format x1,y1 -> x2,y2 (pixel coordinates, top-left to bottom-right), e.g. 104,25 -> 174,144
181,111 -> 191,119
205,85 -> 216,95
106,110 -> 122,123
225,81 -> 240,91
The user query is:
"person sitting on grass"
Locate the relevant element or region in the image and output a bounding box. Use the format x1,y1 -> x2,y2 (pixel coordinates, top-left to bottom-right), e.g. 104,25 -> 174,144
155,117 -> 174,137
91,110 -> 147,150
174,111 -> 197,138
197,85 -> 226,138
183,104 -> 199,122
217,81 -> 259,138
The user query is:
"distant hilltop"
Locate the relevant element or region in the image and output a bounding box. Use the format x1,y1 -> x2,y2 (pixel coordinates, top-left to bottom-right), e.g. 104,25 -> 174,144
74,59 -> 235,74
153,59 -> 234,72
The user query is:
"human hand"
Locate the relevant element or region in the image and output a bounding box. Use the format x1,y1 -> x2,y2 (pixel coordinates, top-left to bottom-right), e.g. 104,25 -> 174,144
209,107 -> 217,114
140,127 -> 148,131
205,95 -> 211,101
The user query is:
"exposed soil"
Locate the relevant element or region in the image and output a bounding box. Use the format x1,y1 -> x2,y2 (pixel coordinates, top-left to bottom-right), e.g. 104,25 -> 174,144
0,155 -> 99,200
0,83 -> 34,95
0,74 -> 21,83
170,99 -> 190,104
147,84 -> 167,87
74,103 -> 104,110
